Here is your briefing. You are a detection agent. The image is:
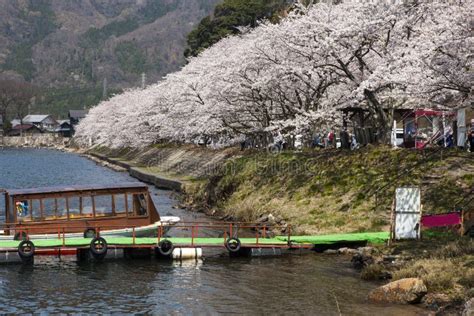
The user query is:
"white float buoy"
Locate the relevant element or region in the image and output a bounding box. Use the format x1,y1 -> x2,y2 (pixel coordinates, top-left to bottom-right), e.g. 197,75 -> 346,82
172,247 -> 202,260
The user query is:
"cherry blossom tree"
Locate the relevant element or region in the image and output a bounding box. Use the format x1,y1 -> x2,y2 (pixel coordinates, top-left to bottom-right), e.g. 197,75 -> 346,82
75,0 -> 473,148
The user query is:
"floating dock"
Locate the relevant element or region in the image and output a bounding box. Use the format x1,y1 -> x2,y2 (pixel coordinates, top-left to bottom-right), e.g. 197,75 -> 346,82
0,230 -> 390,264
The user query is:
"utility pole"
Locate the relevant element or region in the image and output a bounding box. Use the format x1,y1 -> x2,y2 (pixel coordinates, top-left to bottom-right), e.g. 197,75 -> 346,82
29,96 -> 35,115
141,72 -> 146,89
102,77 -> 108,100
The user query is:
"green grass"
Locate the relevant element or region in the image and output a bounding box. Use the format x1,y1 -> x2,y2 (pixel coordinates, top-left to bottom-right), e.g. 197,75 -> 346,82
184,147 -> 473,234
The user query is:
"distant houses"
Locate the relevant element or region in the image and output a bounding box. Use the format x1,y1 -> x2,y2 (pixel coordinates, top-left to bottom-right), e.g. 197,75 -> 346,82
8,124 -> 42,136
6,110 -> 88,137
22,115 -> 58,132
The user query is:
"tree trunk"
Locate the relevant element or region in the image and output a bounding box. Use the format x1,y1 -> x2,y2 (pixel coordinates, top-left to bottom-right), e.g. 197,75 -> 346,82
364,89 -> 393,144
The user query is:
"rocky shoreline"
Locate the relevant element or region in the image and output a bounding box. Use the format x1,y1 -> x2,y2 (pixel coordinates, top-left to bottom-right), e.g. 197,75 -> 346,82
322,240 -> 474,315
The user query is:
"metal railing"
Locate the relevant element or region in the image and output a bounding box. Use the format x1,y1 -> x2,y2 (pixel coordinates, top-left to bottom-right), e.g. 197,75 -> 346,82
0,221 -> 297,249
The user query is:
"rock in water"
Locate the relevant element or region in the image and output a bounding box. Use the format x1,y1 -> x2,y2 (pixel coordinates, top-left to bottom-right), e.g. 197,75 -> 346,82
351,253 -> 374,269
368,278 -> 427,304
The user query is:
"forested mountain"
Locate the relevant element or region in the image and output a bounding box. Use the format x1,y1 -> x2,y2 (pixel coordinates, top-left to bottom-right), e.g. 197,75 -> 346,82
185,0 -> 291,57
0,0 -> 219,116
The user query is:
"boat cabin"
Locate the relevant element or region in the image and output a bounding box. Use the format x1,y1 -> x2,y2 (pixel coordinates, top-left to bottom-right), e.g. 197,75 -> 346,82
2,183 -> 160,236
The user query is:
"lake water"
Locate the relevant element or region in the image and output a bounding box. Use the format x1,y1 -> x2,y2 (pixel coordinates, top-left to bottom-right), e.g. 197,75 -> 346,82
0,148 -> 426,314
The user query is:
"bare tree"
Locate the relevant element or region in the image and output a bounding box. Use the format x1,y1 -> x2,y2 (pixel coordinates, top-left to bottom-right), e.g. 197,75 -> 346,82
0,80 -> 37,130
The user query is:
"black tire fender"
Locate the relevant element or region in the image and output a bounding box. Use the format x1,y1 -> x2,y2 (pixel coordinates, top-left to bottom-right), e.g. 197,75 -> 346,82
157,240 -> 174,256
90,237 -> 108,257
225,238 -> 241,253
18,240 -> 35,259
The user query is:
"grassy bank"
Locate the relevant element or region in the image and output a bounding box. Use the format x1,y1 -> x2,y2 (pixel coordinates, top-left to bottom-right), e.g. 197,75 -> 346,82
186,146 -> 473,235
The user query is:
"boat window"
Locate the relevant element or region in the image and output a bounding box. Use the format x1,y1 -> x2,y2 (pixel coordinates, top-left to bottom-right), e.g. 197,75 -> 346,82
94,195 -> 113,217
42,198 -> 67,219
81,196 -> 94,217
68,196 -> 81,218
30,200 -> 42,220
114,194 -> 126,214
133,194 -> 148,216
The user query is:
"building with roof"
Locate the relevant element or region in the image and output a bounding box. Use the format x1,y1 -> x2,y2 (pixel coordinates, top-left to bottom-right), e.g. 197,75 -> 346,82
7,124 -> 42,136
22,115 -> 58,132
55,120 -> 73,137
68,110 -> 87,125
68,110 -> 88,135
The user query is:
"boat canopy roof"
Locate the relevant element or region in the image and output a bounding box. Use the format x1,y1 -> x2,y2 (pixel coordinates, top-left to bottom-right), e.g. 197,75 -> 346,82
6,182 -> 148,197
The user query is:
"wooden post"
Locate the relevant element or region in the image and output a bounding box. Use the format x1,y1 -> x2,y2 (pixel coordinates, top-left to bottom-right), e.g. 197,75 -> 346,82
388,198 -> 395,245
92,196 -> 96,218
13,199 -> 17,223
145,193 -> 149,216
79,196 -> 83,215
124,193 -> 129,218
418,203 -> 423,240
66,197 -> 70,220
287,225 -> 291,247
111,195 -> 116,216
54,198 -> 58,218
5,193 -> 9,225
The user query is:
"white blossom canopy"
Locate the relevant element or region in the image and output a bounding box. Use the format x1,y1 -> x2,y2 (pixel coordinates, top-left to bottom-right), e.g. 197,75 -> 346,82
75,0 -> 473,148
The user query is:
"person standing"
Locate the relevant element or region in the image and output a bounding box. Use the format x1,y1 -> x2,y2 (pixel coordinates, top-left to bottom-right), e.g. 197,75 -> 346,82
328,131 -> 334,147
468,124 -> 474,152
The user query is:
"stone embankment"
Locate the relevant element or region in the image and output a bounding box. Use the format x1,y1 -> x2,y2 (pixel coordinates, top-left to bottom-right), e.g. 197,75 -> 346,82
0,135 -> 69,148
88,152 -> 183,191
81,145 -> 239,192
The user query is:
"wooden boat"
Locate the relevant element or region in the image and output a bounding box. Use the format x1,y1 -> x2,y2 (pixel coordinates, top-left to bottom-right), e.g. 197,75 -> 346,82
0,183 -> 180,240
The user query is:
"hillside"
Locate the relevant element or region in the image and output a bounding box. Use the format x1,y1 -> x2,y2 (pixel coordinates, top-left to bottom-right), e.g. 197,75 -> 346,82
0,0 -> 219,115
89,145 -> 474,235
